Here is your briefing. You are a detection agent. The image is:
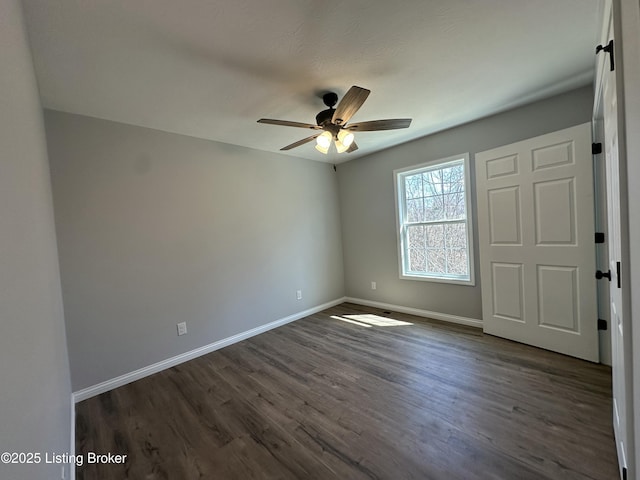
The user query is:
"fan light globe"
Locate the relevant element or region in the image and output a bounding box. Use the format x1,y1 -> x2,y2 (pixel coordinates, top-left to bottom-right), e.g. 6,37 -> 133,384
335,141 -> 348,154
338,130 -> 355,148
315,143 -> 329,154
316,131 -> 332,149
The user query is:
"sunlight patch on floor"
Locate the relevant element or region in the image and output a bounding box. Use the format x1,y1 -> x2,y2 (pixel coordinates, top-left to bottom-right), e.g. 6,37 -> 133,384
331,314 -> 413,327
331,315 -> 373,327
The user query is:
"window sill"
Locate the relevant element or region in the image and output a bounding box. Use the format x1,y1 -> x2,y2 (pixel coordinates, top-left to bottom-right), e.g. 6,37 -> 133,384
400,273 -> 475,286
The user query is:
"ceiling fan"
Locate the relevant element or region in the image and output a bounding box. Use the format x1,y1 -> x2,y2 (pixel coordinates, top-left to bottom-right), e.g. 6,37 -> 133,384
257,86 -> 412,154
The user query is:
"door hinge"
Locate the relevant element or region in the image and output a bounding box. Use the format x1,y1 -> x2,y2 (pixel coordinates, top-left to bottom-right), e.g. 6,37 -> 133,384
592,142 -> 603,155
617,261 -> 621,288
595,232 -> 605,243
596,40 -> 615,71
598,319 -> 608,331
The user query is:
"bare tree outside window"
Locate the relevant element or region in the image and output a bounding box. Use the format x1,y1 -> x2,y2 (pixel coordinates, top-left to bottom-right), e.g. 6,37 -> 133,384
395,155 -> 474,285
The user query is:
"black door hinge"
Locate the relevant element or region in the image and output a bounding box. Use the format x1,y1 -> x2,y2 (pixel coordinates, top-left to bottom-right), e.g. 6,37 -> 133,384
617,261 -> 621,289
598,319 -> 608,331
596,40 -> 615,71
595,232 -> 605,243
592,142 -> 603,155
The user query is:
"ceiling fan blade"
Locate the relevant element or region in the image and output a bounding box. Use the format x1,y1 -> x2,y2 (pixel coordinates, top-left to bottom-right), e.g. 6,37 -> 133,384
332,86 -> 371,125
280,133 -> 321,151
258,118 -> 321,130
346,141 -> 359,153
346,118 -> 412,131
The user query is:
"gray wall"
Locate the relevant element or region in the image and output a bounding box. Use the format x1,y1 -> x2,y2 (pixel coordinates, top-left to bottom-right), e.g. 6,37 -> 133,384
337,86 -> 594,320
45,111 -> 345,391
0,1 -> 72,479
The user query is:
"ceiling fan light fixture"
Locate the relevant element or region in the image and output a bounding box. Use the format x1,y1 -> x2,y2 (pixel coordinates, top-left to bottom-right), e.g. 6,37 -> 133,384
316,131 -> 332,149
338,129 -> 355,148
257,85 -> 411,154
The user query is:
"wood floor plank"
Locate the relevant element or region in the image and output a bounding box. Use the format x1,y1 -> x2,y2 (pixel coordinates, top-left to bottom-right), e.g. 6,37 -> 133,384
76,303 -> 619,479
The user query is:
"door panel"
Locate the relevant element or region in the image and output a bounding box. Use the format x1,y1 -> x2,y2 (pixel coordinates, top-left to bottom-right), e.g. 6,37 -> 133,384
536,265 -> 578,332
486,154 -> 519,178
534,178 -> 576,245
476,123 -> 598,362
488,187 -> 522,244
491,263 -> 524,322
532,141 -> 574,170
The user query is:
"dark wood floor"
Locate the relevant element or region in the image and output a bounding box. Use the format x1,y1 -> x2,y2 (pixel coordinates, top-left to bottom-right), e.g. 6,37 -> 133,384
76,303 -> 619,480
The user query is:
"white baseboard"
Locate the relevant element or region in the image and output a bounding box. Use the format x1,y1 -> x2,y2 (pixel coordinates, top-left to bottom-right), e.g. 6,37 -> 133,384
73,297 -> 346,403
344,297 -> 482,328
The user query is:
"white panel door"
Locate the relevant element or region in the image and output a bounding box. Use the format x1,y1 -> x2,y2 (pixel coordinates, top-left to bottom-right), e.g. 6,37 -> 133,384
596,8 -> 630,476
475,123 -> 598,362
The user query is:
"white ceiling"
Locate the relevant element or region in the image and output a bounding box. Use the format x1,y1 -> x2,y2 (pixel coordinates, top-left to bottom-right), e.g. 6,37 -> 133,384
22,0 -> 603,163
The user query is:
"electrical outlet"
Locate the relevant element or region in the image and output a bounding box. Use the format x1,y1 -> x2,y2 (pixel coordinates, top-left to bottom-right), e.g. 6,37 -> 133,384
371,281 -> 377,290
296,290 -> 302,300
177,322 -> 187,336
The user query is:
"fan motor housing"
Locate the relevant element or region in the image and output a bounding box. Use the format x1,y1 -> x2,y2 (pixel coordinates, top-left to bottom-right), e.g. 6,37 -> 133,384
315,108 -> 335,127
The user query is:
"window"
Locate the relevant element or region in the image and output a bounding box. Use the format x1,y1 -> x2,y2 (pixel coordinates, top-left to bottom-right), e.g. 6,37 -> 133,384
394,154 -> 475,285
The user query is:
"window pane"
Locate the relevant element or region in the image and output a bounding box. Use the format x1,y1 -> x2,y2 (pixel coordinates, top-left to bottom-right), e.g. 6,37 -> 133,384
444,223 -> 467,249
444,192 -> 466,219
442,164 -> 464,194
425,224 -> 444,248
406,199 -> 424,222
404,174 -> 423,199
446,248 -> 468,275
408,248 -> 426,272
426,249 -> 446,274
423,170 -> 442,197
424,195 -> 444,221
407,225 -> 425,250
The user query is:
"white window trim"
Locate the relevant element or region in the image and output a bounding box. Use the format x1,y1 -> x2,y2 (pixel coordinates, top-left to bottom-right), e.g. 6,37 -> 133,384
393,153 -> 476,286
